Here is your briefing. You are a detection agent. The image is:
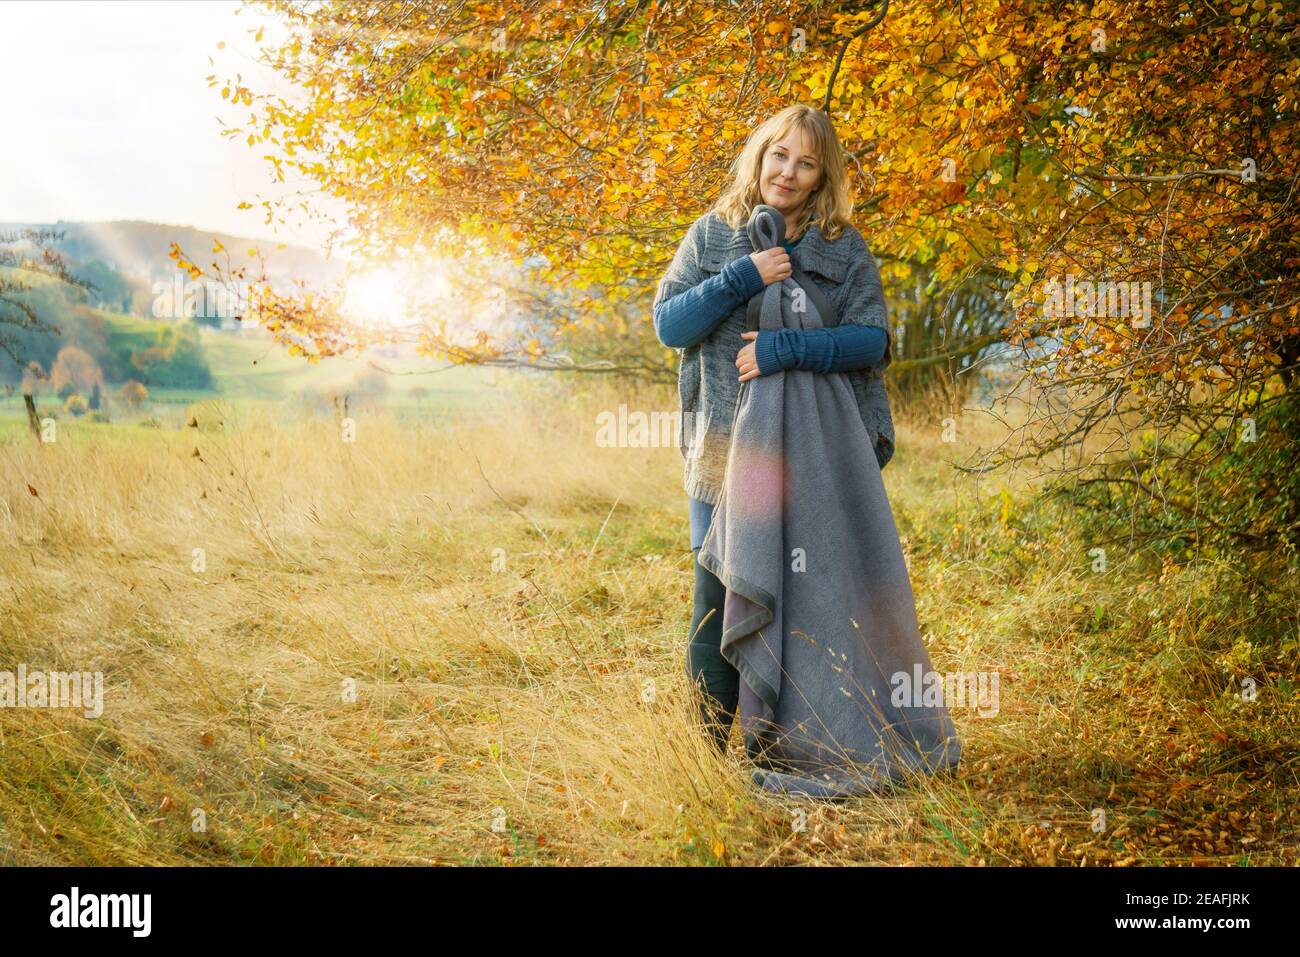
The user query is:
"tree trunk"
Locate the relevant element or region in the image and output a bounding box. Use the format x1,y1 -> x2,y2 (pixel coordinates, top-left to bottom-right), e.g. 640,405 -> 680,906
23,393 -> 41,439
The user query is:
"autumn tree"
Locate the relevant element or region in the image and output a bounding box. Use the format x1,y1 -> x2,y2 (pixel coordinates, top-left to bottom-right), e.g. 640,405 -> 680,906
191,0 -> 1299,550
0,230 -> 89,371
50,344 -> 104,397
1,229 -> 92,437
19,361 -> 47,397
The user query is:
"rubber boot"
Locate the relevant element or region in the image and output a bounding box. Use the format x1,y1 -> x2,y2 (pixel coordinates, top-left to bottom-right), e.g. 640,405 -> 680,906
686,547 -> 739,753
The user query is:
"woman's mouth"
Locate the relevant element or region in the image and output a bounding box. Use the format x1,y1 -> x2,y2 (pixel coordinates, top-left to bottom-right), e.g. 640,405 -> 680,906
773,183 -> 794,194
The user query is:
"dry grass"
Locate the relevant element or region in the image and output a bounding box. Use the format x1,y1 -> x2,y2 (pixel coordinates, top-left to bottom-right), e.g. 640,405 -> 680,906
0,376 -> 1295,865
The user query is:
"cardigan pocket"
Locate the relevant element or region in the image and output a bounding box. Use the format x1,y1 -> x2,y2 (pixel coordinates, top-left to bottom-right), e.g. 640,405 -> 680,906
700,248 -> 729,274
700,242 -> 752,275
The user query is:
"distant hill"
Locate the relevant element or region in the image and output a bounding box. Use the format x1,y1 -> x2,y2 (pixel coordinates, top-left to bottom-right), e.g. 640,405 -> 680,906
0,220 -> 346,293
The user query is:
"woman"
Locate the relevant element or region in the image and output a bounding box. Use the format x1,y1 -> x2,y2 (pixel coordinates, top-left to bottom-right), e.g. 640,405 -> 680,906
653,105 -> 960,796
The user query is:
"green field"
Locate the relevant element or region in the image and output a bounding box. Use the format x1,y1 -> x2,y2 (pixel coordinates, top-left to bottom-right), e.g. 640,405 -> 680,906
1,326 -> 512,430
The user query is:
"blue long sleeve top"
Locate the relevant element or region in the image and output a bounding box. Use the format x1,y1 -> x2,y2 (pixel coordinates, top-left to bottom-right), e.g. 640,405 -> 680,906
653,236 -> 888,375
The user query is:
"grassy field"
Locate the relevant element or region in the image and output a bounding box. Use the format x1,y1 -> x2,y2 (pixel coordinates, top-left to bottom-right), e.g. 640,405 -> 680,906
0,371 -> 1296,866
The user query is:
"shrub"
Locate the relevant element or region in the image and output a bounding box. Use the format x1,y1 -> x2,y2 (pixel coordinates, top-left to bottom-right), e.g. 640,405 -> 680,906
120,379 -> 148,407
1047,389 -> 1300,561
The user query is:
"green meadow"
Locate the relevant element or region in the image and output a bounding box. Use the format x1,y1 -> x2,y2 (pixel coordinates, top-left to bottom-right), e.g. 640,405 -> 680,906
1,324 -> 513,431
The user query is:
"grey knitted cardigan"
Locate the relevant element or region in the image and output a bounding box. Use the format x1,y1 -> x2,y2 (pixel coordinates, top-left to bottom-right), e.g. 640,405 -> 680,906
653,208 -> 896,505
698,205 -> 961,797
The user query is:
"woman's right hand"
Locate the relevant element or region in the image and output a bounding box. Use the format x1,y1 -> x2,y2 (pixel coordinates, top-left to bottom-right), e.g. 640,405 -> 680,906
750,247 -> 792,286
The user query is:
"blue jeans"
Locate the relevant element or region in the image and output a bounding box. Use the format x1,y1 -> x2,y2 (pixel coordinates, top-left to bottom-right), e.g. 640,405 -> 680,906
686,495 -> 738,750
688,495 -> 715,550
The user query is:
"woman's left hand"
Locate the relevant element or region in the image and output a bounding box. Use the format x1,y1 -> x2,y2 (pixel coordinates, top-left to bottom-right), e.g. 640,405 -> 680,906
736,331 -> 761,382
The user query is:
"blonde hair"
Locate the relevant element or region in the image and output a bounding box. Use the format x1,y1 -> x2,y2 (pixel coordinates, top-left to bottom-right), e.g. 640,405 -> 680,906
711,105 -> 854,243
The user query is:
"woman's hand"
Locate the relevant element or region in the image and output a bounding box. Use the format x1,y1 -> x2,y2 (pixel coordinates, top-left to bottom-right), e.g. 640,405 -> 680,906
736,331 -> 761,382
749,247 -> 792,285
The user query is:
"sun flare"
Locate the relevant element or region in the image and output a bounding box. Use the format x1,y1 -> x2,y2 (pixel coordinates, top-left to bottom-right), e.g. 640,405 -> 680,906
341,267 -> 408,328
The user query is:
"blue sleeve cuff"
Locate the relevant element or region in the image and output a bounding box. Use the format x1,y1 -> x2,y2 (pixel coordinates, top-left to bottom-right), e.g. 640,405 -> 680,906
754,330 -> 782,376
839,325 -> 888,371
723,254 -> 765,300
753,325 -> 888,374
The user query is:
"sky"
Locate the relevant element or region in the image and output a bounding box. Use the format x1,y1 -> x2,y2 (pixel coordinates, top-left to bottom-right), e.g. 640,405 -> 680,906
0,0 -> 351,254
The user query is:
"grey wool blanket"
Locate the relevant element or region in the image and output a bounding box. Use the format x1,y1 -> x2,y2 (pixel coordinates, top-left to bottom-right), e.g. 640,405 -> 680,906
697,205 -> 961,799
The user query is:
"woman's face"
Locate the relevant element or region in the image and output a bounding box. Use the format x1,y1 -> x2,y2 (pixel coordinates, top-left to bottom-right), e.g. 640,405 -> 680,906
759,126 -> 822,222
